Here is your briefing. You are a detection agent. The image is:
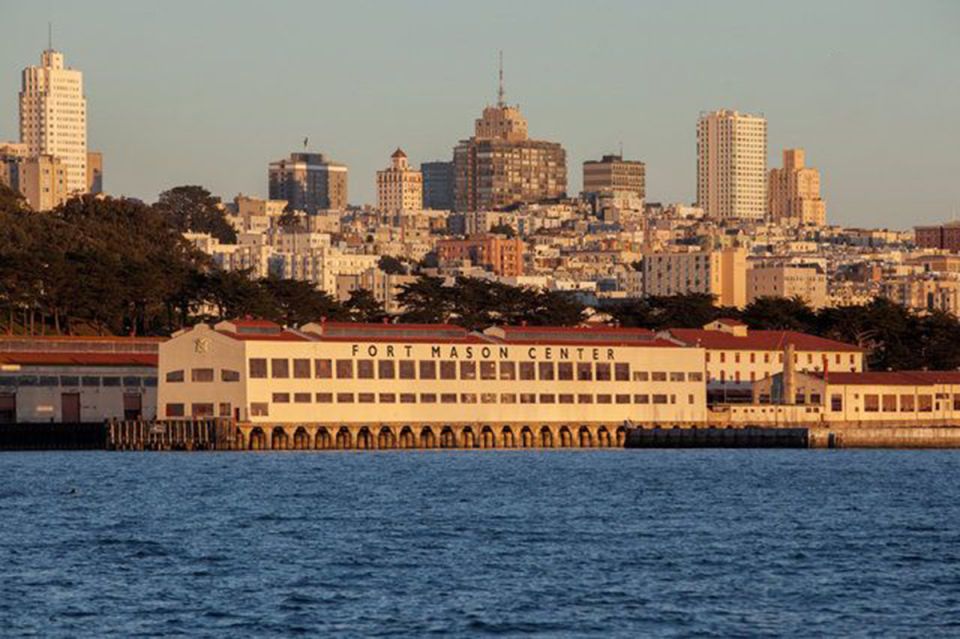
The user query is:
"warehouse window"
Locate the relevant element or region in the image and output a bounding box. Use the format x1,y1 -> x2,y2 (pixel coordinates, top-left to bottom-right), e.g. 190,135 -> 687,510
378,360 -> 395,379
166,370 -> 184,383
315,359 -> 332,379
271,359 -> 289,379
191,368 -> 214,382
519,362 -> 535,381
480,361 -> 496,380
419,360 -> 436,379
399,360 -> 416,379
272,393 -> 290,404
336,360 -> 353,379
221,369 -> 240,382
577,363 -> 592,381
558,362 -> 573,380
460,361 -> 476,380
166,403 -> 185,417
249,359 -> 267,379
357,360 -> 374,379
293,359 -> 311,379
250,402 -> 269,416
500,361 -> 516,380
615,363 -> 630,381
440,361 -> 456,380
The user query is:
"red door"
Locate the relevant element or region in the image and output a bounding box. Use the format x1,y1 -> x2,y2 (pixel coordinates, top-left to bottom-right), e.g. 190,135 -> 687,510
61,393 -> 81,423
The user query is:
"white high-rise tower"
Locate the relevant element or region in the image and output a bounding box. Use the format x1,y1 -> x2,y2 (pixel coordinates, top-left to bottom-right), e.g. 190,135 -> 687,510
696,109 -> 767,221
19,47 -> 88,194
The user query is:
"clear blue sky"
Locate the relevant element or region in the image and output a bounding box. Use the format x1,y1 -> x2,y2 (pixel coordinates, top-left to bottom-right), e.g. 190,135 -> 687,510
2,0 -> 958,227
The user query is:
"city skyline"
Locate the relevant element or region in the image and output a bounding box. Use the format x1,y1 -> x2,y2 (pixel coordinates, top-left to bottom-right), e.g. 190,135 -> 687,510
2,1 -> 958,226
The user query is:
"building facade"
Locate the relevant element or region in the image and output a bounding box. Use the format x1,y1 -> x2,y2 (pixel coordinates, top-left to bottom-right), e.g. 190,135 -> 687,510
436,234 -> 526,277
582,154 -> 645,199
157,321 -> 708,441
376,148 -> 422,212
19,49 -> 88,194
421,160 -> 455,210
768,148 -> 826,226
19,154 -> 69,211
453,84 -> 566,211
667,319 -> 863,403
747,263 -> 828,309
268,152 -> 348,213
914,222 -> 960,253
642,248 -> 747,308
696,109 -> 767,221
0,336 -> 160,423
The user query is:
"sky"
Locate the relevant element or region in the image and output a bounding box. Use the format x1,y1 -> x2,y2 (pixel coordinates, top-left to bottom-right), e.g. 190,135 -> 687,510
2,0 -> 959,228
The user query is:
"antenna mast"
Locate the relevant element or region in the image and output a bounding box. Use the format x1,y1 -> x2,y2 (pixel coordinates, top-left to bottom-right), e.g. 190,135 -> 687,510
497,50 -> 505,107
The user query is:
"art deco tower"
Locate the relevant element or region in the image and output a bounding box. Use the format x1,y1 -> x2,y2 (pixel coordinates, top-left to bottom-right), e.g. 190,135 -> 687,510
19,48 -> 88,194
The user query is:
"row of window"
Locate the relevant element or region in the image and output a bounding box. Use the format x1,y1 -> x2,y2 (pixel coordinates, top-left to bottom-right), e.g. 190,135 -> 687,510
0,375 -> 155,388
266,391 -> 692,407
708,352 -> 858,365
239,359 -> 703,383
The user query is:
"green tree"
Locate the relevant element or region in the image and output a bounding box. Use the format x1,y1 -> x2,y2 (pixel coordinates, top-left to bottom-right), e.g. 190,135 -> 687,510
154,185 -> 237,243
345,289 -> 388,323
489,222 -> 516,238
741,296 -> 816,332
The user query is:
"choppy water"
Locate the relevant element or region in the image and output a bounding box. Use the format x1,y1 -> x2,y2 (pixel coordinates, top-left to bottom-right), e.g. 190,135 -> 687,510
2,450 -> 960,637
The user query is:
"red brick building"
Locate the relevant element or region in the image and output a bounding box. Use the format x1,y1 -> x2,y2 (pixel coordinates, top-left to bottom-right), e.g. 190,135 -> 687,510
436,235 -> 526,277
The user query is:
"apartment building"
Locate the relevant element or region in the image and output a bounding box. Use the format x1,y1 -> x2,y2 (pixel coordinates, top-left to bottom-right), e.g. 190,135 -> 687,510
377,148 -> 422,212
436,234 -> 526,277
642,248 -> 747,308
747,262 -> 828,308
696,109 -> 767,221
268,152 -> 347,212
768,149 -> 826,226
19,49 -> 88,194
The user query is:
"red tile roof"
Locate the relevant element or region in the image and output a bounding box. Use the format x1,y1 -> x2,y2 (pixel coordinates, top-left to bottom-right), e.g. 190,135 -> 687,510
668,328 -> 862,352
215,330 -> 309,342
0,353 -> 158,367
826,371 -> 960,386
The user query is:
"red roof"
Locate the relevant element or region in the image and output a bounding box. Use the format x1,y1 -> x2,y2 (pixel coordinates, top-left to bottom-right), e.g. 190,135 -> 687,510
668,328 -> 861,353
229,319 -> 282,328
314,322 -> 466,333
215,330 -> 309,342
0,353 -> 158,367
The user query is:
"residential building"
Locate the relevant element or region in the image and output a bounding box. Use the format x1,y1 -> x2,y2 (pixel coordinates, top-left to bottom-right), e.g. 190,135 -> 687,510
421,160 -> 455,210
642,248 -> 747,308
914,222 -> 960,253
19,49 -> 88,194
229,195 -> 287,234
19,154 -> 69,211
582,154 -> 645,199
696,109 -> 767,221
377,148 -> 422,212
268,152 -> 347,213
86,151 -> 102,194
747,262 -> 828,308
453,67 -> 566,211
768,148 -> 826,226
436,234 -> 526,277
0,142 -> 29,195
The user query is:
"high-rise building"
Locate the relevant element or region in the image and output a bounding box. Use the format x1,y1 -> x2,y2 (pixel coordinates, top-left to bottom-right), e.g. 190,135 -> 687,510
453,58 -> 566,211
86,151 -> 103,194
696,110 -> 767,221
19,49 -> 88,195
376,148 -> 422,212
768,149 -> 826,226
582,154 -> 645,199
421,161 -> 455,210
268,152 -> 348,213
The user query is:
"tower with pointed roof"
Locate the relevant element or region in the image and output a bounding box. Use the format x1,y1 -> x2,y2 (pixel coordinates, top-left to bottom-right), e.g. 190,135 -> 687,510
453,53 -> 566,211
377,147 -> 422,212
